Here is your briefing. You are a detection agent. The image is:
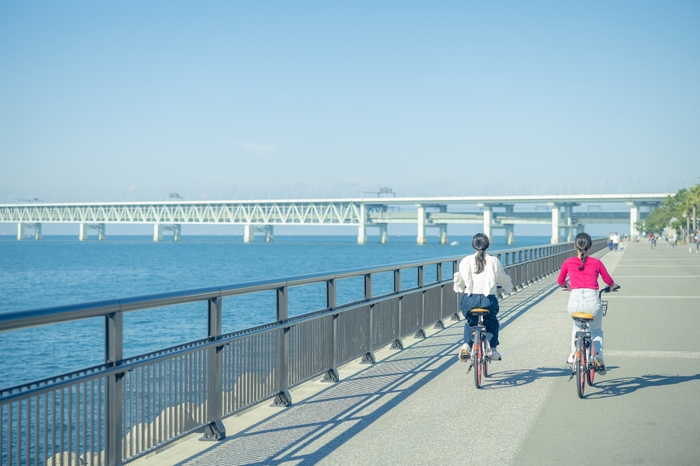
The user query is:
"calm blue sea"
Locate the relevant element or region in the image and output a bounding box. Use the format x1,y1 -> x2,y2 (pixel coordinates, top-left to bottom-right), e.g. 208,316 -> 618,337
0,234 -> 551,389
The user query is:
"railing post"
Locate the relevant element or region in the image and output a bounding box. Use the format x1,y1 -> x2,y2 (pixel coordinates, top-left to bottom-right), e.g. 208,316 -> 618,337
362,303 -> 376,364
324,279 -> 342,379
391,269 -> 404,349
451,261 -> 461,321
362,273 -> 379,362
364,273 -> 372,300
433,262 -> 445,329
105,312 -> 123,466
414,266 -> 426,338
273,286 -> 292,406
201,296 -> 225,440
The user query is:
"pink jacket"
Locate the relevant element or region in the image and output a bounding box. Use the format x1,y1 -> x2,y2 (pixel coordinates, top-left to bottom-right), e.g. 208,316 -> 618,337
557,256 -> 614,290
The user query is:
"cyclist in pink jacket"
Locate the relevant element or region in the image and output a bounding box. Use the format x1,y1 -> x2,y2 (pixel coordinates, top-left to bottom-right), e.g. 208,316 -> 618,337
558,233 -> 616,372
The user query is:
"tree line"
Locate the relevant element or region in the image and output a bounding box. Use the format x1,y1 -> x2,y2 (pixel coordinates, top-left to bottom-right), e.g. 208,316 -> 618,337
638,181 -> 699,238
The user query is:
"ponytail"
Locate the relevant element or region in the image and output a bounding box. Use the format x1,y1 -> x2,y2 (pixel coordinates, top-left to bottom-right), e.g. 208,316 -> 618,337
472,233 -> 490,274
578,249 -> 587,271
574,232 -> 592,271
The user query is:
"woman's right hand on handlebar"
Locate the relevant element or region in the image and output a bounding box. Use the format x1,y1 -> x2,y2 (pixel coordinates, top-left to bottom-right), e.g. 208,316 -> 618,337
601,284 -> 621,294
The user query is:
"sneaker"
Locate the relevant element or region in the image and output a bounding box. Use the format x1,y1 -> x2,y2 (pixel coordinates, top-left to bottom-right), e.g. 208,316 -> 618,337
490,349 -> 502,361
458,347 -> 470,362
594,355 -> 606,375
567,352 -> 575,364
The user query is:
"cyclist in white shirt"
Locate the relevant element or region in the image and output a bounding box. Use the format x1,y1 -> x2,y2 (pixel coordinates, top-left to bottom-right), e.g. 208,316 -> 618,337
453,233 -> 514,361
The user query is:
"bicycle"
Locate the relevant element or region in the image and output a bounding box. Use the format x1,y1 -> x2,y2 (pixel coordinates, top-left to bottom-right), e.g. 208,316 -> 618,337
567,285 -> 620,398
465,308 -> 493,389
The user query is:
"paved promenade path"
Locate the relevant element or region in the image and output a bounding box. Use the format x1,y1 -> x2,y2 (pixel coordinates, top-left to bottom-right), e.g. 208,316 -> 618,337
137,241 -> 700,466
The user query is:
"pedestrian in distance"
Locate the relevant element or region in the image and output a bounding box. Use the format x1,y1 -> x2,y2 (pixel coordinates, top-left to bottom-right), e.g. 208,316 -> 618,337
453,233 -> 514,362
612,232 -> 620,251
558,233 -> 616,373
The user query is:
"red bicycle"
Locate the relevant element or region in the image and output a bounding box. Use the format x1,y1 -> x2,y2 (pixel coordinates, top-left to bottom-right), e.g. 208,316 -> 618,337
567,285 -> 620,398
465,308 -> 493,389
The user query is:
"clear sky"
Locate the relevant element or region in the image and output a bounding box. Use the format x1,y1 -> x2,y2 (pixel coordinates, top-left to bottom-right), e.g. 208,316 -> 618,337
1,1 -> 699,205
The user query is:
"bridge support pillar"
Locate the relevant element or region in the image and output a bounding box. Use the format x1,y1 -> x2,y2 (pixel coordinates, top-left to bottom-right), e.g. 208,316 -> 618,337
550,204 -> 560,244
244,225 -> 272,243
379,224 -> 388,244
80,223 -> 89,241
505,225 -> 515,245
628,203 -> 640,238
155,224 -> 180,242
80,223 -> 106,241
564,205 -> 574,242
438,225 -> 448,244
504,205 -> 514,245
244,224 -> 255,243
17,223 -> 41,240
480,205 -> 492,239
416,205 -> 427,245
153,223 -> 182,242
358,204 -> 368,244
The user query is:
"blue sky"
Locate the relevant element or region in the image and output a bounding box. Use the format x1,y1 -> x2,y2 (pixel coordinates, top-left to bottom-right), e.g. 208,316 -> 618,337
1,1 -> 699,208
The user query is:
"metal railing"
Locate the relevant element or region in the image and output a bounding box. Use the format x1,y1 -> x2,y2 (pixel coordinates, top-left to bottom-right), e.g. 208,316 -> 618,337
0,239 -> 606,466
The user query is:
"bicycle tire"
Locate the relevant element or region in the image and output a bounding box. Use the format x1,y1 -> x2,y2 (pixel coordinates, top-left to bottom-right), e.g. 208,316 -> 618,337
473,340 -> 483,389
587,343 -> 595,386
576,349 -> 586,398
484,357 -> 489,378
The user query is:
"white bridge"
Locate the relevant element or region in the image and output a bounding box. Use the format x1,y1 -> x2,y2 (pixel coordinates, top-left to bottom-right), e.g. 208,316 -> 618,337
0,193 -> 667,244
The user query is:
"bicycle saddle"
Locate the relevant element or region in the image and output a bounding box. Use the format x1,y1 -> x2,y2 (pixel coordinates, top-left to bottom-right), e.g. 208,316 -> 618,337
469,308 -> 490,314
572,312 -> 594,320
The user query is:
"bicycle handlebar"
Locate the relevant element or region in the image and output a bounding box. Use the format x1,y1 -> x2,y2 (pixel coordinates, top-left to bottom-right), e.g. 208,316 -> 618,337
559,284 -> 621,297
598,284 -> 621,299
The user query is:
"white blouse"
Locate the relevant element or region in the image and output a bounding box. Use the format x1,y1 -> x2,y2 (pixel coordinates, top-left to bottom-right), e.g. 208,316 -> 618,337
453,253 -> 514,296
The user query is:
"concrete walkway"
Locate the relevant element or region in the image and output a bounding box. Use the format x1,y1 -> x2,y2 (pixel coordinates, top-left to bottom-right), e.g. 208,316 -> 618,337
136,241 -> 700,466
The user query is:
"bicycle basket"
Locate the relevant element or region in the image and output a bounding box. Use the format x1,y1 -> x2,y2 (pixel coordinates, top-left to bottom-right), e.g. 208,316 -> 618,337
601,300 -> 608,316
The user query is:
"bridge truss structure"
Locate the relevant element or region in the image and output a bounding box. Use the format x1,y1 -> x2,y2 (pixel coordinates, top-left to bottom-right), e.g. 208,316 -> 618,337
0,193 -> 668,244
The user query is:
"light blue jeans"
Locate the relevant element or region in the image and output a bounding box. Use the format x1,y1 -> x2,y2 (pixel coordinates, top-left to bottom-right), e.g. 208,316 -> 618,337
567,289 -> 604,359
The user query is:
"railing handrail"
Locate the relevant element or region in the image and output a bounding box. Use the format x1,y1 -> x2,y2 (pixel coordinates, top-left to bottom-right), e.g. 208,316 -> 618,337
1,238 -> 606,466
0,241 -> 582,332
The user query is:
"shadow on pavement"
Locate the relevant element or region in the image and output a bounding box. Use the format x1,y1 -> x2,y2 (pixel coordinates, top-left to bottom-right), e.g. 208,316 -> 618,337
172,280 -> 572,465
585,373 -> 700,399
478,367 -> 571,390
174,343 -> 461,466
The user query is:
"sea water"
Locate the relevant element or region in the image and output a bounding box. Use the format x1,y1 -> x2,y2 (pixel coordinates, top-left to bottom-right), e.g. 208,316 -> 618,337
0,234 -> 551,389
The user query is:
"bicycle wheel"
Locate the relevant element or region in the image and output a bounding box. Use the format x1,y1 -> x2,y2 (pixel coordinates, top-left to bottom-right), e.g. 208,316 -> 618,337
587,343 -> 595,386
473,340 -> 483,389
576,349 -> 586,399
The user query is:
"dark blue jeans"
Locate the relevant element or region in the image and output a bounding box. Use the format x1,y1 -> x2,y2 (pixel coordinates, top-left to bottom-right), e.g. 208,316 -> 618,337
460,294 -> 500,348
